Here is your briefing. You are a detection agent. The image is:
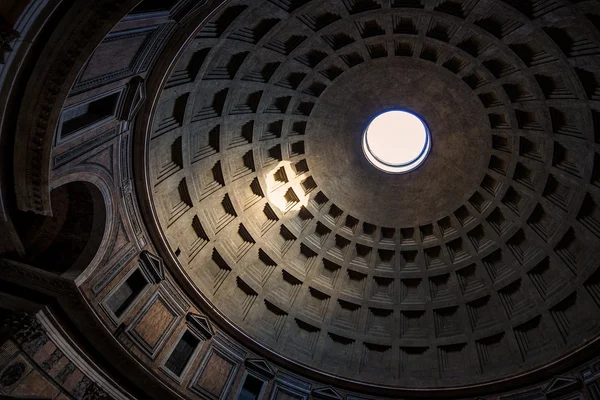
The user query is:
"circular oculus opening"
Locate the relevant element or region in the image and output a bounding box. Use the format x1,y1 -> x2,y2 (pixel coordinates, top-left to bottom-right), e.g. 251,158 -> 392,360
362,110 -> 432,173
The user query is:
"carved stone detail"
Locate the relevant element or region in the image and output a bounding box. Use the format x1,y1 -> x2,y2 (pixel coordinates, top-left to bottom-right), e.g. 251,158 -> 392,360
140,250 -> 165,284
186,312 -> 214,339
245,358 -> 275,380
117,77 -> 146,122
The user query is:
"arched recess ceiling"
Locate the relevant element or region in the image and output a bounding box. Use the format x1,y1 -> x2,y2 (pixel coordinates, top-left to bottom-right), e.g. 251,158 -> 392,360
145,0 -> 600,388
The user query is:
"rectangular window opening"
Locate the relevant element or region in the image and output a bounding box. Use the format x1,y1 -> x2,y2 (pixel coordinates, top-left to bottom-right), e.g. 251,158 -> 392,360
238,374 -> 265,400
164,331 -> 200,377
61,93 -> 120,138
106,269 -> 148,318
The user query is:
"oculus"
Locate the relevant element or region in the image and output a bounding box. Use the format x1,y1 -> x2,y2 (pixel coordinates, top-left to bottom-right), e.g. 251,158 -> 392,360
362,110 -> 431,173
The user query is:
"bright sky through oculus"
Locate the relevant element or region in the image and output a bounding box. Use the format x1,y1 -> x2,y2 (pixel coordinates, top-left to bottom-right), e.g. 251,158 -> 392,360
363,110 -> 431,173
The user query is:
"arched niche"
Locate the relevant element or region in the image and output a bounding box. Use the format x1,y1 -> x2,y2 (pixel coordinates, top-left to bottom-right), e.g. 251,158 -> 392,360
12,0 -> 139,215
11,181 -> 107,276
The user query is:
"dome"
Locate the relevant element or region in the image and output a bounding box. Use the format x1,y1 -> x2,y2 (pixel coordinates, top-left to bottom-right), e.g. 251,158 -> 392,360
2,0 -> 600,398
147,0 -> 600,388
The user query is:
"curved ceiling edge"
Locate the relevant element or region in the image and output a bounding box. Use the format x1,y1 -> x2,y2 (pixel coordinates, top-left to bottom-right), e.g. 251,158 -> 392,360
132,0 -> 600,397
